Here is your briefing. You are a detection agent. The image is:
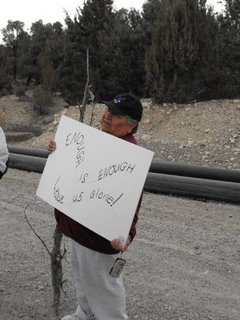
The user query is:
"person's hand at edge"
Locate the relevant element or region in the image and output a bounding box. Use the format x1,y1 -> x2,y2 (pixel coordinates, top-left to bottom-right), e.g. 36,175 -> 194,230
48,140 -> 56,153
111,236 -> 131,252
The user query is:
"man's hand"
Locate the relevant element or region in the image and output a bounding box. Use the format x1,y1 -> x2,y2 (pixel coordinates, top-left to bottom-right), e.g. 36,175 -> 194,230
48,140 -> 56,153
111,236 -> 131,252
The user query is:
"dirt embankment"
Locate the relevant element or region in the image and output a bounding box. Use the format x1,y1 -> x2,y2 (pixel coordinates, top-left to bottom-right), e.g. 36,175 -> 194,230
1,92 -> 240,170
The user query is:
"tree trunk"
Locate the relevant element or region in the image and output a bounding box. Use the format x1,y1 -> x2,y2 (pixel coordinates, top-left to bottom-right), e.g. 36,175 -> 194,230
51,227 -> 64,316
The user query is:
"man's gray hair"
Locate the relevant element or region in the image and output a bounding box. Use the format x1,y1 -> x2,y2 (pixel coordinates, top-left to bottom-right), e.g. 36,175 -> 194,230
127,116 -> 138,134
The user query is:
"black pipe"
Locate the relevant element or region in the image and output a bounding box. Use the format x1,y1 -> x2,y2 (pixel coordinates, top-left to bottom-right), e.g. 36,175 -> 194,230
145,172 -> 240,204
150,160 -> 240,183
7,153 -> 240,204
8,146 -> 240,184
8,146 -> 49,158
8,153 -> 46,173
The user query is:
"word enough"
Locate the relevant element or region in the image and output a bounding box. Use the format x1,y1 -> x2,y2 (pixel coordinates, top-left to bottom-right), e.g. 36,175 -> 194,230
98,161 -> 136,181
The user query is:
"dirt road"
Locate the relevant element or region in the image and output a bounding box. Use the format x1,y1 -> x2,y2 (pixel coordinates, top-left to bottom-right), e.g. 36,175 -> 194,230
0,169 -> 239,320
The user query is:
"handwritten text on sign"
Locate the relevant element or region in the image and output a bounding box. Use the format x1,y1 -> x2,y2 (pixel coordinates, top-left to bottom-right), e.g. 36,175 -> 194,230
36,115 -> 154,242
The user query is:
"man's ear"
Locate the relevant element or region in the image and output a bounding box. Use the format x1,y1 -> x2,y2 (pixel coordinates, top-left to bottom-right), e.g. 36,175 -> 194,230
128,123 -> 137,134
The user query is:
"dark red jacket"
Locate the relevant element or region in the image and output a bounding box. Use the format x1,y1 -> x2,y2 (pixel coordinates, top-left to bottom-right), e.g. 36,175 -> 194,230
55,134 -> 142,254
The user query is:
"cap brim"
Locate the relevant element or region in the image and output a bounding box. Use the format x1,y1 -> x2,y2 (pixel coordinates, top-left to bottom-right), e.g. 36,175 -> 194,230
102,101 -> 126,116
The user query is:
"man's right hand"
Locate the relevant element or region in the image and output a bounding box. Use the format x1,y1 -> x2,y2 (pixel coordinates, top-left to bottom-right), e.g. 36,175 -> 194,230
48,140 -> 56,152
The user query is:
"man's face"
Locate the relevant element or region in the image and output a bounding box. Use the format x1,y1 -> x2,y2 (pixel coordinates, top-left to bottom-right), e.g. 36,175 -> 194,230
100,108 -> 136,137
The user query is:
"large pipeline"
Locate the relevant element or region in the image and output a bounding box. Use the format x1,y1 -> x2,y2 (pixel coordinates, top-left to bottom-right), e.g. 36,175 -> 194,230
149,161 -> 240,183
8,153 -> 46,173
8,146 -> 240,183
7,152 -> 240,204
8,146 -> 49,158
145,172 -> 240,204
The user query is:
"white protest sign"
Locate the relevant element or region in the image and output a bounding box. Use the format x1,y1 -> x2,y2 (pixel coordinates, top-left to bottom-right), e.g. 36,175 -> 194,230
36,115 -> 154,242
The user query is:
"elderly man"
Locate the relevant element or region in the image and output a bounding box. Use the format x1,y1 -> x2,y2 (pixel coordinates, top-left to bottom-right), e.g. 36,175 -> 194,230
0,126 -> 9,179
48,93 -> 143,320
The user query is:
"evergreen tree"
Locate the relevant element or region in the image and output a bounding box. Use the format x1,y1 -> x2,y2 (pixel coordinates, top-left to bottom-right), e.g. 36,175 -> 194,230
2,20 -> 28,81
59,0 -> 115,103
60,0 -> 145,103
0,45 -> 12,93
142,0 -> 162,46
98,8 -> 145,99
30,20 -> 64,90
145,0 -> 218,103
217,0 -> 240,98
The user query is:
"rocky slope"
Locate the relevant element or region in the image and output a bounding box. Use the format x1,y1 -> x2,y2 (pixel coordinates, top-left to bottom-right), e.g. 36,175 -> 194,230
1,93 -> 240,170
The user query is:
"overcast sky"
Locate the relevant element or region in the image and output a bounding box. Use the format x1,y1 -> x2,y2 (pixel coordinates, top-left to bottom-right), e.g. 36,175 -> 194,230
0,0 -> 224,37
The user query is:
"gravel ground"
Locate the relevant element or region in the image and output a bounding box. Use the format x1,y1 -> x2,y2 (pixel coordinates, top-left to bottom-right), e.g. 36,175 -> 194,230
0,169 -> 240,320
1,95 -> 240,319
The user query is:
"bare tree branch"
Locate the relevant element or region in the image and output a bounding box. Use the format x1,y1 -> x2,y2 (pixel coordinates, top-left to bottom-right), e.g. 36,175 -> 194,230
24,202 -> 66,315
79,47 -> 90,123
51,228 -> 66,316
24,203 -> 51,257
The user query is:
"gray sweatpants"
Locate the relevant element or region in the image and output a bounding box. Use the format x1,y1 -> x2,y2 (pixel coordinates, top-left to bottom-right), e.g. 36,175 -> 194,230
71,240 -> 129,320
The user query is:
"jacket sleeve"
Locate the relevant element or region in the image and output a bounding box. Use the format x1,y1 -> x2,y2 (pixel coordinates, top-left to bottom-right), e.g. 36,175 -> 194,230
0,127 -> 9,178
128,193 -> 143,242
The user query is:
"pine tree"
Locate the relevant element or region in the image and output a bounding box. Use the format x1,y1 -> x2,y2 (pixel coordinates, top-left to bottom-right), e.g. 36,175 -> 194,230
98,8 -> 145,99
144,0 -> 218,103
59,0 -> 145,103
59,0 -> 115,103
2,20 -> 28,81
29,20 -> 64,90
217,0 -> 240,98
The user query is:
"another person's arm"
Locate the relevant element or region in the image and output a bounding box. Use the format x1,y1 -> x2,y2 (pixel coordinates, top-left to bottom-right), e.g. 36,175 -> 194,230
0,127 -> 9,179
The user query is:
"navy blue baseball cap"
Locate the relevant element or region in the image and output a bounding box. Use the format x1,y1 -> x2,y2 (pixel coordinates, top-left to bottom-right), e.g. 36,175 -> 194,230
103,94 -> 143,122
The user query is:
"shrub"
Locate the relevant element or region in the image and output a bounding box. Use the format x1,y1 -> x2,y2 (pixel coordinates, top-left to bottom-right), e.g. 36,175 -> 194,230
32,86 -> 53,115
0,75 -> 12,95
15,86 -> 26,100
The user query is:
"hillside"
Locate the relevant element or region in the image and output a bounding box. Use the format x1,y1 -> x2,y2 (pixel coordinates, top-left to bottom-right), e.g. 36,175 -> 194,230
0,92 -> 240,170
1,93 -> 240,320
